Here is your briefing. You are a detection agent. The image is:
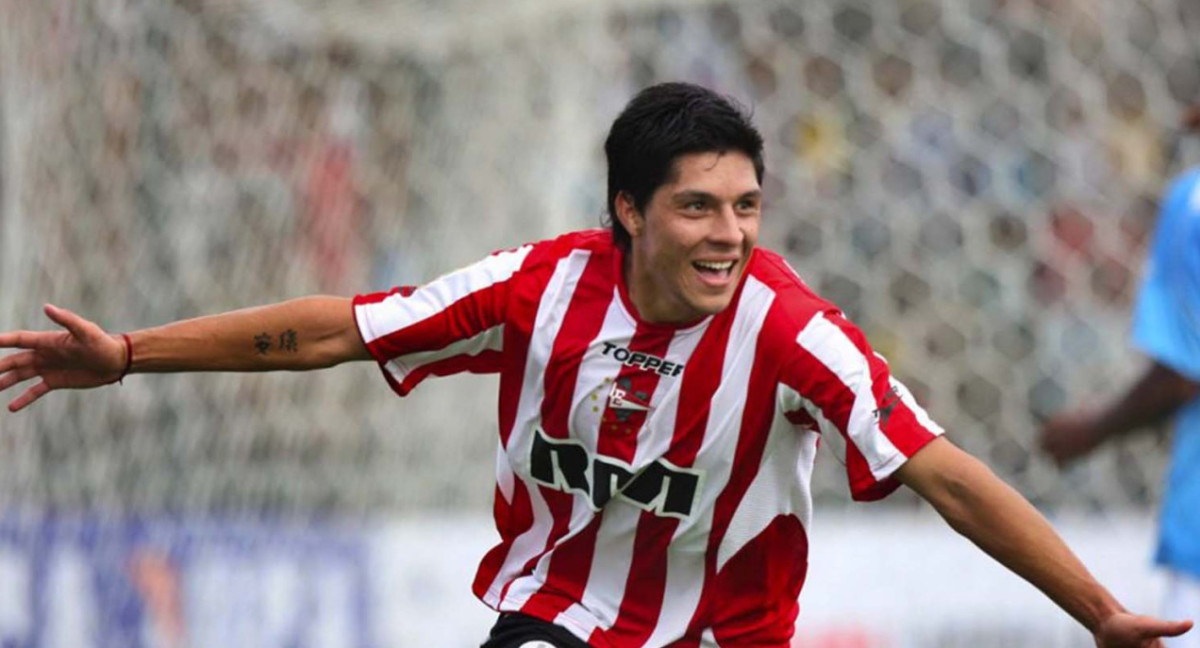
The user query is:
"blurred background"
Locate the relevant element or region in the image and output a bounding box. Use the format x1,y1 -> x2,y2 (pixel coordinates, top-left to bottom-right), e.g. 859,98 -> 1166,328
0,0 -> 1197,646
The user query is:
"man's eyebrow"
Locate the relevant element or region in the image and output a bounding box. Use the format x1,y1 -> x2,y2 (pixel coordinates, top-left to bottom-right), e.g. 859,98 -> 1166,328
672,190 -> 716,201
671,189 -> 762,201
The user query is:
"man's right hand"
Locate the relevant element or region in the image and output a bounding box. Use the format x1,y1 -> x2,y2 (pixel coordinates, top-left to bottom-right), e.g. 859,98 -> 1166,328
0,304 -> 128,412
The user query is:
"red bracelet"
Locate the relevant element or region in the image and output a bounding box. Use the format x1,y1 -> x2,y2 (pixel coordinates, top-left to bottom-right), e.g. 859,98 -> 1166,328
117,333 -> 134,384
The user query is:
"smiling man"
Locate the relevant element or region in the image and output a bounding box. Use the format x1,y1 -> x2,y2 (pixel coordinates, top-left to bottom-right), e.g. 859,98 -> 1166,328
0,82 -> 1193,648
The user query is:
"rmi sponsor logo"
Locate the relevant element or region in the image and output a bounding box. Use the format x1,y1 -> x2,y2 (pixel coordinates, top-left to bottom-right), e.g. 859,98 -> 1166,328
529,428 -> 702,519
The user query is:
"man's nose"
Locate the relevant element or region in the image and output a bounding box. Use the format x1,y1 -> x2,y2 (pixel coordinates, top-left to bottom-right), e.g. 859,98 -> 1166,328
709,204 -> 743,245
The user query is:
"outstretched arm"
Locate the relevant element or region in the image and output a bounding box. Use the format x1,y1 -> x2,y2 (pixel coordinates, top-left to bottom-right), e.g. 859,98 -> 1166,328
0,298 -> 369,412
895,437 -> 1193,647
1040,362 -> 1199,465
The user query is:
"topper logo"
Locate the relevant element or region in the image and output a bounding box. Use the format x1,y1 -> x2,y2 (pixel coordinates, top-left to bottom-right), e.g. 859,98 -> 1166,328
599,342 -> 684,377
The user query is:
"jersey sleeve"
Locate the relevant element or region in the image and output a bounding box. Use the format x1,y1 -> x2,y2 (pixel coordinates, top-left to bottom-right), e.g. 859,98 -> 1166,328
1131,169 -> 1200,382
778,309 -> 945,501
353,244 -> 534,396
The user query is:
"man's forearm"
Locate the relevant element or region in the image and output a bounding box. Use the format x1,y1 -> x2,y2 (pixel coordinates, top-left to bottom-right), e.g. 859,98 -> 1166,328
126,296 -> 370,373
898,439 -> 1123,632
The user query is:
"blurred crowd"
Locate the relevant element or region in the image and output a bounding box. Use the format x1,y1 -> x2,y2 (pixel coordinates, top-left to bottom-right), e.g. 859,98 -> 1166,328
1,0 -> 1197,515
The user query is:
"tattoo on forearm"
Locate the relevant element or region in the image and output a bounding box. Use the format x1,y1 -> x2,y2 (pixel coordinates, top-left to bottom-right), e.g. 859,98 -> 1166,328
253,329 -> 299,355
254,332 -> 272,355
279,329 -> 299,353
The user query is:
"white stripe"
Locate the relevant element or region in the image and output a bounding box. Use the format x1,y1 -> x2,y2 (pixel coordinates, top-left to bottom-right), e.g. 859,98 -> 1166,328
487,485 -> 553,608
630,320 -> 709,467
506,290 -> 632,611
572,288 -> 634,455
484,250 -> 592,604
795,313 -> 903,480
379,324 -> 504,385
496,438 -> 515,505
397,324 -> 503,370
779,383 -> 844,463
558,290 -> 711,639
643,276 -> 775,646
639,536 -> 705,647
355,244 -> 531,344
554,505 -> 639,637
552,292 -> 653,636
716,397 -> 819,571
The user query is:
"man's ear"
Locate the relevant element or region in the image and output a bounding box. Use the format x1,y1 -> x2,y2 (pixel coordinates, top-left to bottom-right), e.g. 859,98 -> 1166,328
614,191 -> 643,239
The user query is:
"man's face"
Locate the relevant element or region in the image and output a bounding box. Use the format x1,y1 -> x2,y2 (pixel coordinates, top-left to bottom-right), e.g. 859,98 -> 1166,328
619,150 -> 762,323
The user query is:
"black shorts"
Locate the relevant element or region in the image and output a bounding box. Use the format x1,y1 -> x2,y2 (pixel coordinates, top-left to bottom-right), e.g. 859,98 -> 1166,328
481,613 -> 591,648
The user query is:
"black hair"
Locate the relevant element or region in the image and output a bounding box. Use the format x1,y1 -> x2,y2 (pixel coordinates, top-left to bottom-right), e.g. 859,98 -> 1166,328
604,82 -> 765,250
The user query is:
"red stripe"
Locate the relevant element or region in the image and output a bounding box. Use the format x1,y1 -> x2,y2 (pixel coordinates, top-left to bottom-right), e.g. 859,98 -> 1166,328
486,235 -> 613,611
354,285 -> 417,303
689,302 -> 804,642
397,349 -> 503,393
540,251 -> 614,440
497,241 -> 561,448
473,479 -> 535,600
518,250 -> 614,616
710,515 -> 807,645
777,310 -> 890,499
594,511 -> 676,645
518,514 -> 604,621
596,328 -> 674,460
365,279 -> 509,362
596,308 -> 736,646
809,311 -> 937,500
784,409 -> 818,428
352,287 -> 418,396
473,239 -> 562,603
822,312 -> 937,457
781,342 -> 882,500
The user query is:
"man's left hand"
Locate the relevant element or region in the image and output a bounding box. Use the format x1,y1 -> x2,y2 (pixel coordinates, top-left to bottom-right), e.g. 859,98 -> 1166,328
1094,612 -> 1192,647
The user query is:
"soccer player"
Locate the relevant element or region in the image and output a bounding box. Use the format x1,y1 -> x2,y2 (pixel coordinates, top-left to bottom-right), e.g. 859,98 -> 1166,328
1042,106 -> 1200,648
1,83 -> 1193,648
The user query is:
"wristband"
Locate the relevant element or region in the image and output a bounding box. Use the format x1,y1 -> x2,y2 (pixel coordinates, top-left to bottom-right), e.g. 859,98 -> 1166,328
117,333 -> 133,385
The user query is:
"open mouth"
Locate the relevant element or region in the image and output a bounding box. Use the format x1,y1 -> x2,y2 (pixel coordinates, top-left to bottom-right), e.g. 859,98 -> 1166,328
692,259 -> 737,281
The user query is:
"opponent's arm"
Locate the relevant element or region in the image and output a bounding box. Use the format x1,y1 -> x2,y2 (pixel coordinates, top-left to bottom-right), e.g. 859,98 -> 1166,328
0,298 -> 369,412
895,437 -> 1192,647
1040,362 -> 1199,465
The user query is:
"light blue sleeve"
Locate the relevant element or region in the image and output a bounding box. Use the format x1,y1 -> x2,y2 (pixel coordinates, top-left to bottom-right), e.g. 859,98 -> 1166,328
1131,167 -> 1200,382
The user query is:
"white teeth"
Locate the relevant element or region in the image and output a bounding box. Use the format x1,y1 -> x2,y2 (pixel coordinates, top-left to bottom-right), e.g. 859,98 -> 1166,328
694,260 -> 735,272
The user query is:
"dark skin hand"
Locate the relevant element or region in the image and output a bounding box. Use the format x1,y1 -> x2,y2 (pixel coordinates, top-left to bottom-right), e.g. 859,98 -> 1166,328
1041,362 -> 1200,466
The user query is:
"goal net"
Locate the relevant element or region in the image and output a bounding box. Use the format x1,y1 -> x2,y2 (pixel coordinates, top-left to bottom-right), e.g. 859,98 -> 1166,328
1,0 -> 1197,520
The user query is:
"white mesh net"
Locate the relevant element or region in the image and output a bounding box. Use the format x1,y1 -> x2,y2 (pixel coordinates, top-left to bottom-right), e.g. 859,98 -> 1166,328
1,0 -> 1198,517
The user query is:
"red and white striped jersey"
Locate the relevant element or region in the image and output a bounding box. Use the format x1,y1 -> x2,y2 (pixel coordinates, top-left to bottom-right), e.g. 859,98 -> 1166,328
354,229 -> 943,647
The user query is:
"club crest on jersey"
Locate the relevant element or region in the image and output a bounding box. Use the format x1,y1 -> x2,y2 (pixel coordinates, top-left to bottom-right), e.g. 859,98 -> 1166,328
529,428 -> 702,519
599,342 -> 684,377
607,377 -> 650,421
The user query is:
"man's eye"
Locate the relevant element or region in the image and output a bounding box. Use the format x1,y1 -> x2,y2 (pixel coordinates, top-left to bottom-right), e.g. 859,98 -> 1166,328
685,201 -> 706,211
